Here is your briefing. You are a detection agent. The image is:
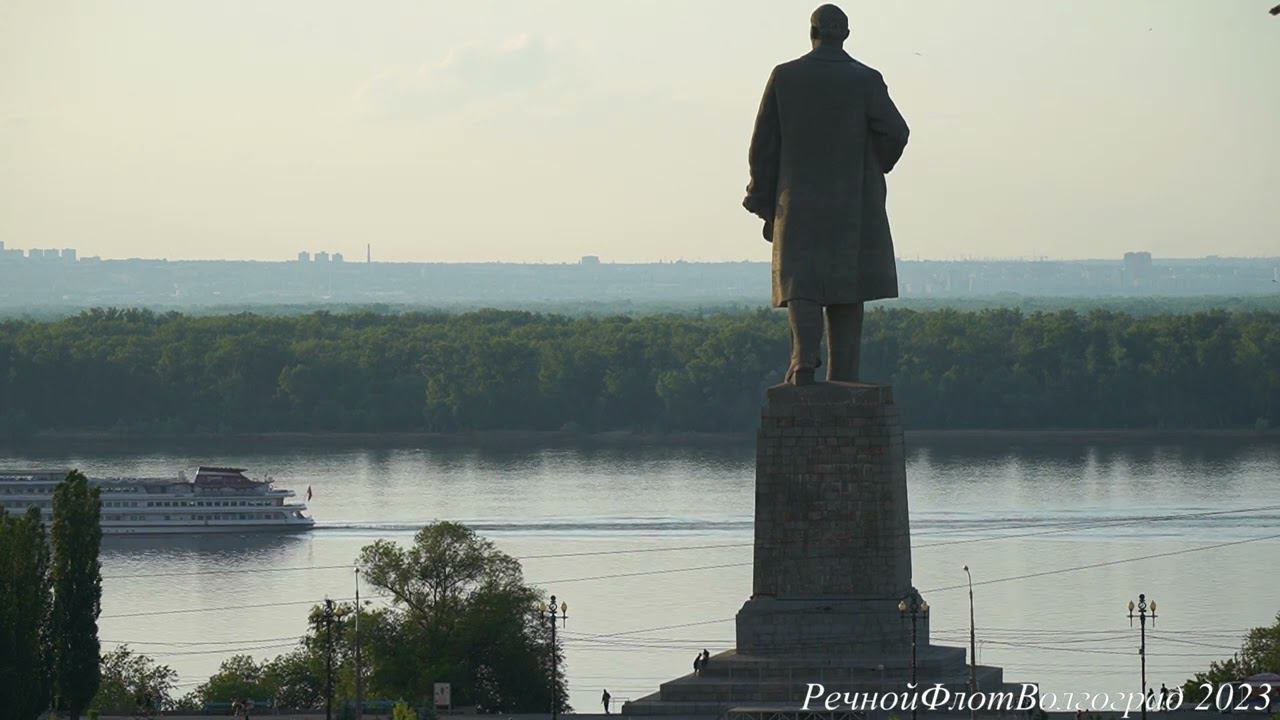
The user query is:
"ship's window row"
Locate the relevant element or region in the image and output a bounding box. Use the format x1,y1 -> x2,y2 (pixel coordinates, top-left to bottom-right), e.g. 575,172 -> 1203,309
142,500 -> 276,507
3,486 -> 283,498
3,500 -> 281,508
100,513 -> 292,521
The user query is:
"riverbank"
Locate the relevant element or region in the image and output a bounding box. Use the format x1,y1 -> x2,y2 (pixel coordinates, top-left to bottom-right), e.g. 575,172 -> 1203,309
7,426 -> 1277,449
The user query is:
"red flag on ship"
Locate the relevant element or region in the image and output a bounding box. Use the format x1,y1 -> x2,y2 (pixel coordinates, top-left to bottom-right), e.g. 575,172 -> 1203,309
306,485 -> 313,501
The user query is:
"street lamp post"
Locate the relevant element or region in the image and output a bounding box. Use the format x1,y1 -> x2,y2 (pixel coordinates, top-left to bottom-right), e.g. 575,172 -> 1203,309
311,598 -> 349,720
540,595 -> 569,720
963,565 -> 978,720
305,597 -> 350,717
354,568 -> 364,720
1127,594 -> 1158,720
899,593 -> 930,720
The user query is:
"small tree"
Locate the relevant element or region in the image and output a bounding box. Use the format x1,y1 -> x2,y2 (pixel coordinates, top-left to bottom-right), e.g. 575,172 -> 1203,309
393,701 -> 418,720
51,470 -> 104,719
92,645 -> 178,713
1182,612 -> 1280,693
188,655 -> 271,704
184,645 -> 328,711
0,506 -> 54,720
263,645 -> 327,709
359,521 -> 567,713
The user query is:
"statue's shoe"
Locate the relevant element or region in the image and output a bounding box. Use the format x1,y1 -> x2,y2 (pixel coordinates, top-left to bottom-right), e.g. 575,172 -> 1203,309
785,365 -> 817,386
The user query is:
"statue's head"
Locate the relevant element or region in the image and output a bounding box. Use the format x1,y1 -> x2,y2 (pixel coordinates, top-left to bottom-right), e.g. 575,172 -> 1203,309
810,4 -> 849,47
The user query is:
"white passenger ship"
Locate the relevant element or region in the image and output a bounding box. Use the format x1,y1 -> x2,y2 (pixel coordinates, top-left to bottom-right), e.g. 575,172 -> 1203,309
0,466 -> 315,534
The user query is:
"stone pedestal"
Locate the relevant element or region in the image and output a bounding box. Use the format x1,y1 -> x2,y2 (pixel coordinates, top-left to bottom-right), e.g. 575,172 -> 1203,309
623,383 -> 1021,717
739,382 -> 918,658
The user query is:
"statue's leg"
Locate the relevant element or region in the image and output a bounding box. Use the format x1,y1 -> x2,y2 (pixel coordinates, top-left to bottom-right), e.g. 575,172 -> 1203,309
825,302 -> 864,382
786,299 -> 823,386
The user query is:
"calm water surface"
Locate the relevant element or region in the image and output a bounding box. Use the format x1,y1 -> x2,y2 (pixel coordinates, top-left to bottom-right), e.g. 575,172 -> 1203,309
4,438 -> 1279,708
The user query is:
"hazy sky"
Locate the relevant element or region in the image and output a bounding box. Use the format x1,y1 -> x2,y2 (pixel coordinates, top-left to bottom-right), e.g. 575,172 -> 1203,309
2,1 -> 1277,262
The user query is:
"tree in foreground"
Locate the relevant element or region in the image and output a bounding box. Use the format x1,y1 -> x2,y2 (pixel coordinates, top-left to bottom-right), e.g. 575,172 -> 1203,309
51,470 -> 104,719
92,645 -> 178,714
0,506 -> 54,720
185,654 -> 271,706
182,645 -> 327,710
1182,611 -> 1280,693
359,521 -> 567,712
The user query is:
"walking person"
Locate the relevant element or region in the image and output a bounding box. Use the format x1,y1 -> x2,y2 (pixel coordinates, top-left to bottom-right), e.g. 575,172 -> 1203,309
693,652 -> 702,676
701,649 -> 711,672
602,688 -> 612,714
1160,684 -> 1170,713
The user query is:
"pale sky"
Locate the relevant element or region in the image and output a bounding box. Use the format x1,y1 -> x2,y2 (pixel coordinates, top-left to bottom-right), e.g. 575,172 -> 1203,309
2,0 -> 1277,262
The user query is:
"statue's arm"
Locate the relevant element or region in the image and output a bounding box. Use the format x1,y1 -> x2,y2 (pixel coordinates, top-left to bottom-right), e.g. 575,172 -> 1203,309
868,75 -> 909,173
743,70 -> 781,223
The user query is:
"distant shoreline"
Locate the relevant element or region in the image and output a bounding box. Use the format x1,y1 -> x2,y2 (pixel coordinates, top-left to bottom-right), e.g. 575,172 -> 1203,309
7,427 -> 1277,448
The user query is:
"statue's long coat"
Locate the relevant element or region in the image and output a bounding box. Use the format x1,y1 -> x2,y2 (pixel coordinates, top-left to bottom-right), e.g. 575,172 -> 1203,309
743,45 -> 909,307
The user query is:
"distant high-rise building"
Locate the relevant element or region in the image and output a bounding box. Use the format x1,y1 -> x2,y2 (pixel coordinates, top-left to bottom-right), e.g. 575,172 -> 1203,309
315,251 -> 330,263
0,241 -> 5,251
580,255 -> 601,266
297,251 -> 311,262
366,244 -> 371,263
62,249 -> 76,261
28,249 -> 43,259
1123,251 -> 1153,288
333,253 -> 344,263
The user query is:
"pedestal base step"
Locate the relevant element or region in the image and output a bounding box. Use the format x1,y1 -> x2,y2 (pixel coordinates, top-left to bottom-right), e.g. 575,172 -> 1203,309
622,648 -> 1017,717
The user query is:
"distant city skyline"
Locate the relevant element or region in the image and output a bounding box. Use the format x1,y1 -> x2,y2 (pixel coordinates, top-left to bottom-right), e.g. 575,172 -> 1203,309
3,250 -> 1276,316
3,237 -> 1279,265
3,1 -> 1278,262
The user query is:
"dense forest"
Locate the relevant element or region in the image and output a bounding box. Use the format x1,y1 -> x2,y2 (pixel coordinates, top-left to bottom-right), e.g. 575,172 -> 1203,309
0,307 -> 1276,435
4,294 -> 1280,323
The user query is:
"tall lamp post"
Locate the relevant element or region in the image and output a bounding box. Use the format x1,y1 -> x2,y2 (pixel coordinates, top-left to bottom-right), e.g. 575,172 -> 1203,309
540,595 -> 568,720
354,568 -> 364,720
311,597 -> 350,720
1127,594 -> 1158,720
899,593 -> 929,720
963,565 -> 978,720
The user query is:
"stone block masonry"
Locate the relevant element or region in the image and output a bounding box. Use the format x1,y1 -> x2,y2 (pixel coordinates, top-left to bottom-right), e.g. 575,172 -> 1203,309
737,382 -> 924,657
751,382 -> 911,601
622,383 -> 1019,716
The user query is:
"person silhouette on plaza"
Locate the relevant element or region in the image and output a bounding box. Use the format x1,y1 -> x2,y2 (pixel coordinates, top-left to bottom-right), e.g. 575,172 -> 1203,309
693,652 -> 702,675
1160,684 -> 1170,712
700,648 -> 711,671
602,688 -> 612,714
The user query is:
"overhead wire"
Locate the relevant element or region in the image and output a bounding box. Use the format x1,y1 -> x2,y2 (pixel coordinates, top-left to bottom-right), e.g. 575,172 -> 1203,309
98,504 -> 1280,581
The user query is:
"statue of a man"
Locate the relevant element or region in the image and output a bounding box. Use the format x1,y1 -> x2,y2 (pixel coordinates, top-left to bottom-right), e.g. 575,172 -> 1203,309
743,4 -> 909,386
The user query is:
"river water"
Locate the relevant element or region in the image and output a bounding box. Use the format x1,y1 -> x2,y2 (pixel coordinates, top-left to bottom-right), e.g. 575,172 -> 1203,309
3,437 -> 1279,709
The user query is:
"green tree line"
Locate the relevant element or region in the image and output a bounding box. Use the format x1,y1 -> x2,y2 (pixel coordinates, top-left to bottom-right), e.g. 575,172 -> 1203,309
89,523 -> 565,716
1,307 -> 1277,435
